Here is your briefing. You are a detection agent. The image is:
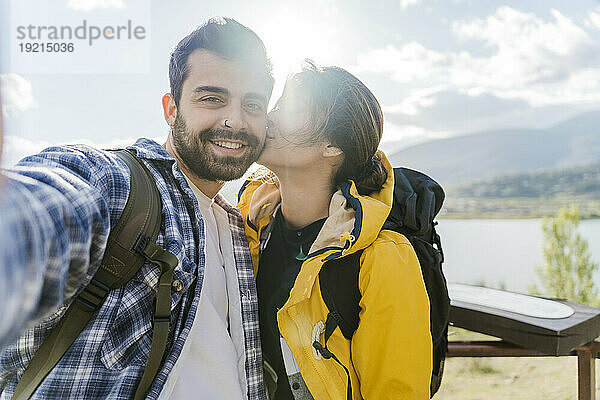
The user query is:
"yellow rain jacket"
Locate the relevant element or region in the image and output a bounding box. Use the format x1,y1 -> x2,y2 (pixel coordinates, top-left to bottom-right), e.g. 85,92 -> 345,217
238,152 -> 432,399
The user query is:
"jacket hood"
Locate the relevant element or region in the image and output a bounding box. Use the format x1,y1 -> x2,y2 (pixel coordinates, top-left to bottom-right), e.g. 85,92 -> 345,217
238,151 -> 394,262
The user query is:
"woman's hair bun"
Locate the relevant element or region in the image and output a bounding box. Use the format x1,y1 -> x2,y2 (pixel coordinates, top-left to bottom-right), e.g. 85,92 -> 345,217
354,154 -> 387,195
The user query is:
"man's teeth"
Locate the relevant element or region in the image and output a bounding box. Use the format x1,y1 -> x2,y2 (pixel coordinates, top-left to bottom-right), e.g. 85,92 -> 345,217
213,141 -> 244,150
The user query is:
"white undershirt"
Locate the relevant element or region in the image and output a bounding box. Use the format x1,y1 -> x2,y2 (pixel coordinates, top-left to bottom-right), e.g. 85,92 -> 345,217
160,179 -> 244,400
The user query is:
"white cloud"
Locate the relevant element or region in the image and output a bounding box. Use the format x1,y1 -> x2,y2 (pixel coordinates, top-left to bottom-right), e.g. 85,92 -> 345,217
383,86 -> 443,115
0,73 -> 37,116
585,6 -> 600,30
1,135 -> 166,167
353,43 -> 449,83
66,0 -> 125,12
452,8 -> 594,86
454,8 -> 590,54
383,88 -> 537,134
1,136 -> 51,167
353,7 -> 600,107
400,0 -> 422,9
316,0 -> 339,17
380,122 -> 450,151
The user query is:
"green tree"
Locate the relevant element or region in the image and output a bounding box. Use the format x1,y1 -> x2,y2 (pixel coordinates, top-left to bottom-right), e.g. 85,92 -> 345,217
530,205 -> 599,305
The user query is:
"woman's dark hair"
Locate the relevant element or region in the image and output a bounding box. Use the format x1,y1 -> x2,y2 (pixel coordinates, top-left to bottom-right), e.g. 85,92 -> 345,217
169,17 -> 274,107
291,60 -> 387,195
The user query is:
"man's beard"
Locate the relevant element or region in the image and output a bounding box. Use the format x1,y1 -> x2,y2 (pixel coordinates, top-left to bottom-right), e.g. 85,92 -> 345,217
171,114 -> 263,182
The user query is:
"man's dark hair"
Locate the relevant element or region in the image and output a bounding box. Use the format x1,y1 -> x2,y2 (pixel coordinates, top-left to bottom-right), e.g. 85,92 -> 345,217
169,17 -> 274,107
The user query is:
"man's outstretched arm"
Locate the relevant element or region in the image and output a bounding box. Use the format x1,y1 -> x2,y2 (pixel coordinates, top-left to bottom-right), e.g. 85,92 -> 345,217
0,146 -> 116,348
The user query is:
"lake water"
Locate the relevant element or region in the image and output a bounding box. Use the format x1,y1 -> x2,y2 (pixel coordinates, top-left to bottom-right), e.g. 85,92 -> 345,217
437,218 -> 600,294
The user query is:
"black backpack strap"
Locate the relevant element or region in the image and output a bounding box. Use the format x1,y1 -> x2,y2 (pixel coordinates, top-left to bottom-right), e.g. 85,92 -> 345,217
311,250 -> 364,400
13,149 -> 178,400
319,249 -> 363,341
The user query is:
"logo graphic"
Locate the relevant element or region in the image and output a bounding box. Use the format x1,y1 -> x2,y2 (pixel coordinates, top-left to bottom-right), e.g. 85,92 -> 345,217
9,0 -> 151,74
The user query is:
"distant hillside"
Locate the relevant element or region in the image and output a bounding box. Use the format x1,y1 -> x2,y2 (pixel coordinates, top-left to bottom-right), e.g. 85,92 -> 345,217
450,162 -> 600,199
388,110 -> 600,185
442,162 -> 600,218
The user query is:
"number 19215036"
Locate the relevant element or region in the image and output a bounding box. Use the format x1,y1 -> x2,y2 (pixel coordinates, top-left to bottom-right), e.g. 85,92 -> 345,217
19,43 -> 74,52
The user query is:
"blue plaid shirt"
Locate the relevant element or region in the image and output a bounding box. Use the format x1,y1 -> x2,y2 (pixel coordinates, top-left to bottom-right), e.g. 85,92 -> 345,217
0,138 -> 266,399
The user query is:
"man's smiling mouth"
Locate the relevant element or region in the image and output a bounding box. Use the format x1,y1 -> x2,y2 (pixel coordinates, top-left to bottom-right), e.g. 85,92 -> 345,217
211,140 -> 246,150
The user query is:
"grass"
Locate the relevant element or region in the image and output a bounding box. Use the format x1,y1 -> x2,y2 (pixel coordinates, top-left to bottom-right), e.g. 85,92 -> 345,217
437,356 -> 580,400
435,328 -> 597,400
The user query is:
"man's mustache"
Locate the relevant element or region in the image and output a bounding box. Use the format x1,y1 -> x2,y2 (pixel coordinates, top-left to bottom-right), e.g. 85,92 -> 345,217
201,128 -> 261,148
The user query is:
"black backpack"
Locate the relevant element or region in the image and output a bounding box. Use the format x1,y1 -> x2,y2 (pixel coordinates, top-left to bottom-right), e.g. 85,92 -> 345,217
315,167 -> 449,398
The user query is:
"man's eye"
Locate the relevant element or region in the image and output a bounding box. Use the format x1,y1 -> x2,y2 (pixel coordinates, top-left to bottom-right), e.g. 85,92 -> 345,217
202,96 -> 223,103
245,102 -> 264,112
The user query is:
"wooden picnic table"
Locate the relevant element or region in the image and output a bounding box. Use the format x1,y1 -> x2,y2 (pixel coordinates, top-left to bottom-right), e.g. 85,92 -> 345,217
447,284 -> 600,400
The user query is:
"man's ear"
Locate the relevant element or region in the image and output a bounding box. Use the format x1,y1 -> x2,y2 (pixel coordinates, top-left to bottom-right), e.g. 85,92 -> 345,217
322,143 -> 344,159
162,93 -> 177,127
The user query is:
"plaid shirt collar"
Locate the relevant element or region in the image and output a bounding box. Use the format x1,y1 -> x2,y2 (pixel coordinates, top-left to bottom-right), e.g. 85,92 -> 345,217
128,138 -> 176,162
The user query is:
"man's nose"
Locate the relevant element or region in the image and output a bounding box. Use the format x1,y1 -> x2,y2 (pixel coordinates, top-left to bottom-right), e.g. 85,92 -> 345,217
221,104 -> 248,132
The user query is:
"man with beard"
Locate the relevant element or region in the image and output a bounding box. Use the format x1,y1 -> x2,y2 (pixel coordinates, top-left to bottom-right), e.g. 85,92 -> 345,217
0,17 -> 272,400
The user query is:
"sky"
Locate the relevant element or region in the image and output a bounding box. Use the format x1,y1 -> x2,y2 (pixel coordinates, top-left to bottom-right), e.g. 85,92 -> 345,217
2,0 -> 600,166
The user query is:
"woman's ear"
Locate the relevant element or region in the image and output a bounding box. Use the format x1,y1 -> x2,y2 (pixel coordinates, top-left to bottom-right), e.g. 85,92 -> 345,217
322,143 -> 343,159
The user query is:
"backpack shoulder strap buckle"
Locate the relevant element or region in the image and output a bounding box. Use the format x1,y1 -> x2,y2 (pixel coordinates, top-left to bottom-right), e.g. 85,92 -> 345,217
74,278 -> 111,312
134,235 -> 178,272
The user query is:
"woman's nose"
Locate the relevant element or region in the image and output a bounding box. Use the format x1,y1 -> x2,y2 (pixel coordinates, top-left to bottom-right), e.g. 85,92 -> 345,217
266,109 -> 277,126
267,108 -> 276,120
266,117 -> 276,133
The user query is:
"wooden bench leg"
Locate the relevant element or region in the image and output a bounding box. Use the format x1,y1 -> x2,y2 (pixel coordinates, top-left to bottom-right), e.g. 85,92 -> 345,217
577,348 -> 595,400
